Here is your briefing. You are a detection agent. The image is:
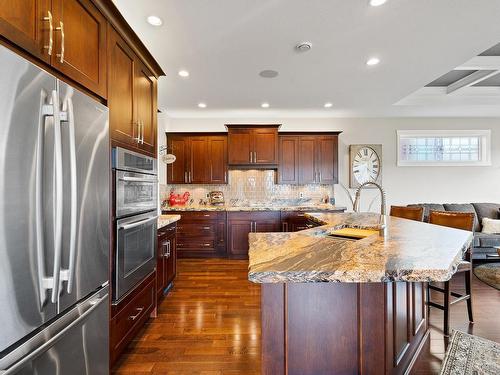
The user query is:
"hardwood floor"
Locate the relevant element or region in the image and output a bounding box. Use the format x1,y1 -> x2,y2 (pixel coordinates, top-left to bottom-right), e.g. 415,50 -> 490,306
112,259 -> 261,375
411,271 -> 500,374
113,259 -> 499,375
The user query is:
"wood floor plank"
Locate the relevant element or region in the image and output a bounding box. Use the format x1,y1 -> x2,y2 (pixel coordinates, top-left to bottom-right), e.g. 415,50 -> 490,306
113,258 -> 499,375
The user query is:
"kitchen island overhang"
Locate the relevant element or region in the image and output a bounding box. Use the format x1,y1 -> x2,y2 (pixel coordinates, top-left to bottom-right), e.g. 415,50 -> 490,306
248,212 -> 473,375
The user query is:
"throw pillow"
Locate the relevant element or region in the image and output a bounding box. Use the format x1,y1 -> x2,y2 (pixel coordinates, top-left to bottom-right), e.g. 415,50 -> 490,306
482,218 -> 500,234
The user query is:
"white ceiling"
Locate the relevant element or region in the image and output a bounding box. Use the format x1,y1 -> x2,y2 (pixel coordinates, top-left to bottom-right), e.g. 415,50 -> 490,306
114,0 -> 500,118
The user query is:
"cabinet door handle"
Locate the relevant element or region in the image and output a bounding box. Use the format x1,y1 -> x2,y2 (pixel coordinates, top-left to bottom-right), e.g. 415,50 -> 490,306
55,21 -> 65,63
188,171 -> 191,183
203,214 -> 210,217
249,151 -> 253,163
184,171 -> 188,183
318,171 -> 322,182
253,221 -> 257,232
224,171 -> 227,183
141,120 -> 145,144
282,222 -> 288,232
253,152 -> 257,163
43,11 -> 54,55
128,307 -> 144,321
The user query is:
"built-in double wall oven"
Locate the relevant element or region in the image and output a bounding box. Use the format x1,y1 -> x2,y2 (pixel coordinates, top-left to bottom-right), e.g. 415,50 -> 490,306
112,147 -> 158,302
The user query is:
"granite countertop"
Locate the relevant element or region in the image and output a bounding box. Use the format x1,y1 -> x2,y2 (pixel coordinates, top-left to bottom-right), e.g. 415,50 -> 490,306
248,212 -> 473,284
163,204 -> 347,212
158,214 -> 181,229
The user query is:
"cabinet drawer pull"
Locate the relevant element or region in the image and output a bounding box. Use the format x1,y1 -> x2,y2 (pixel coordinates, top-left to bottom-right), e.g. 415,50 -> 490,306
203,214 -> 210,217
203,243 -> 211,247
202,226 -> 211,230
128,307 -> 144,321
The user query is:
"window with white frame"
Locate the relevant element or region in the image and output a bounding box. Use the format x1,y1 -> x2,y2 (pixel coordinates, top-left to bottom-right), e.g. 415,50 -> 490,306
397,130 -> 491,166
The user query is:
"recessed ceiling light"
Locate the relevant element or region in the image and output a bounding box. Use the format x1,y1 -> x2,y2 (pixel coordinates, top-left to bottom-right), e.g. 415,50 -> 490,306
146,15 -> 163,26
259,70 -> 279,78
261,102 -> 270,108
324,102 -> 333,108
178,70 -> 190,77
366,57 -> 380,66
295,42 -> 312,52
369,0 -> 387,6
198,102 -> 207,108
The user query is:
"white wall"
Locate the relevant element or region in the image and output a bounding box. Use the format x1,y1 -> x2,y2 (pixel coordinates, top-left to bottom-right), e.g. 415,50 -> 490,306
159,117 -> 500,211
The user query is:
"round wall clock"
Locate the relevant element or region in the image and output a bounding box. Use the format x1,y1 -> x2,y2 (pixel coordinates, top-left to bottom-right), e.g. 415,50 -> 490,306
349,144 -> 382,188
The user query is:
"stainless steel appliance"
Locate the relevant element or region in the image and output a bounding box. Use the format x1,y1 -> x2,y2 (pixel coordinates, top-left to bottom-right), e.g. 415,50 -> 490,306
112,148 -> 157,302
0,45 -> 109,374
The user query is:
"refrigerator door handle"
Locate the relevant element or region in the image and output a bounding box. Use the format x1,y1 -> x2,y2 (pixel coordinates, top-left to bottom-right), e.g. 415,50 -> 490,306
0,292 -> 107,375
59,96 -> 78,294
36,89 -> 52,307
51,89 -> 64,304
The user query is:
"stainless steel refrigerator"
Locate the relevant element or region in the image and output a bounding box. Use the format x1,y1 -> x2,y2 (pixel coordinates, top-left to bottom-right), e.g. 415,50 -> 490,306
0,44 -> 110,374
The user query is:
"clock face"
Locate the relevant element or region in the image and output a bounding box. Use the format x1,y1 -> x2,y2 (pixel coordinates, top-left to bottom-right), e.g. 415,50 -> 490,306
352,146 -> 380,185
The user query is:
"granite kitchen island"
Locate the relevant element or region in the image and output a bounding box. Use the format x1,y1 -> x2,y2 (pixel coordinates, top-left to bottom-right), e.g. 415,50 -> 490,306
248,212 -> 473,375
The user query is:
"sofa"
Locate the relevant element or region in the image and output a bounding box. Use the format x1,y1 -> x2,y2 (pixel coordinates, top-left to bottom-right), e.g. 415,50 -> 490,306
407,203 -> 500,260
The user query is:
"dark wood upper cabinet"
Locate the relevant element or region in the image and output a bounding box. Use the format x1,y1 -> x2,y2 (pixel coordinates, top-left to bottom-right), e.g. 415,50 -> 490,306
0,0 -> 51,63
167,134 -> 228,184
189,136 -> 209,183
51,0 -> 107,98
316,136 -> 338,184
135,60 -> 157,155
298,137 -> 316,185
208,136 -> 228,184
278,133 -> 340,185
107,26 -> 136,147
227,125 -> 279,168
278,136 -> 299,184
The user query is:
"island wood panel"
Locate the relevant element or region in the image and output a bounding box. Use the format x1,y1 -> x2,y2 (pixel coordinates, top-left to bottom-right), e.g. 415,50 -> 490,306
278,136 -> 299,184
51,0 -> 107,98
261,281 -> 428,375
0,0 -> 51,63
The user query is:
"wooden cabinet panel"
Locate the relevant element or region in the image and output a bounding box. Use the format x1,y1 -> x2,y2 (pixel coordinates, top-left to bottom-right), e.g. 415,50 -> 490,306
167,136 -> 188,184
0,0 -> 51,62
135,60 -> 157,155
166,234 -> 176,287
208,136 -> 227,184
316,136 -> 338,184
157,223 -> 177,302
298,137 -> 316,184
227,211 -> 280,259
110,272 -> 156,366
278,136 -> 298,184
253,127 -> 278,165
227,125 -> 279,167
189,136 -> 209,183
52,0 -> 107,97
228,220 -> 252,258
167,134 -> 228,184
108,26 -> 136,147
228,129 -> 252,165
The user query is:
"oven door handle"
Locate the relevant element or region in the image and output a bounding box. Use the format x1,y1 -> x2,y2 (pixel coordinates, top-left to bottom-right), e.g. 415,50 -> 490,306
118,216 -> 158,231
118,176 -> 158,183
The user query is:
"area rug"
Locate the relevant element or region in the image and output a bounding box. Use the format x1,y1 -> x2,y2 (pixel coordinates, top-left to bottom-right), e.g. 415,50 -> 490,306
474,263 -> 500,291
440,330 -> 500,375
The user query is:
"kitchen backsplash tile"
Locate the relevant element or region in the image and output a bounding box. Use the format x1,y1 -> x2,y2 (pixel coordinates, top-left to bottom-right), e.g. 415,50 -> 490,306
161,170 -> 334,205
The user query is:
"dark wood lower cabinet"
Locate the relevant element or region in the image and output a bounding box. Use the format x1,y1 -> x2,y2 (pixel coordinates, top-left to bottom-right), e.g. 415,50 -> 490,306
110,271 -> 157,366
157,223 -> 177,302
261,281 -> 428,375
163,211 -> 227,258
227,211 -> 281,259
281,211 -> 329,232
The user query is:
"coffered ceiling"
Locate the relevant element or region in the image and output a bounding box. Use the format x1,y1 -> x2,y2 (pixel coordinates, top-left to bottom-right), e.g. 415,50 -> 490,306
114,0 -> 500,117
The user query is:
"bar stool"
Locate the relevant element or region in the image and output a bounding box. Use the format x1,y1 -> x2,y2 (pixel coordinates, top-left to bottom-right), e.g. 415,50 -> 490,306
428,210 -> 474,336
390,205 -> 424,221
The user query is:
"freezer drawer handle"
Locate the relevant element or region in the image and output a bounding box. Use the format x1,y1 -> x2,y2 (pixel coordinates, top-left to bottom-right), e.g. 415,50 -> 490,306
0,293 -> 107,375
118,216 -> 158,231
